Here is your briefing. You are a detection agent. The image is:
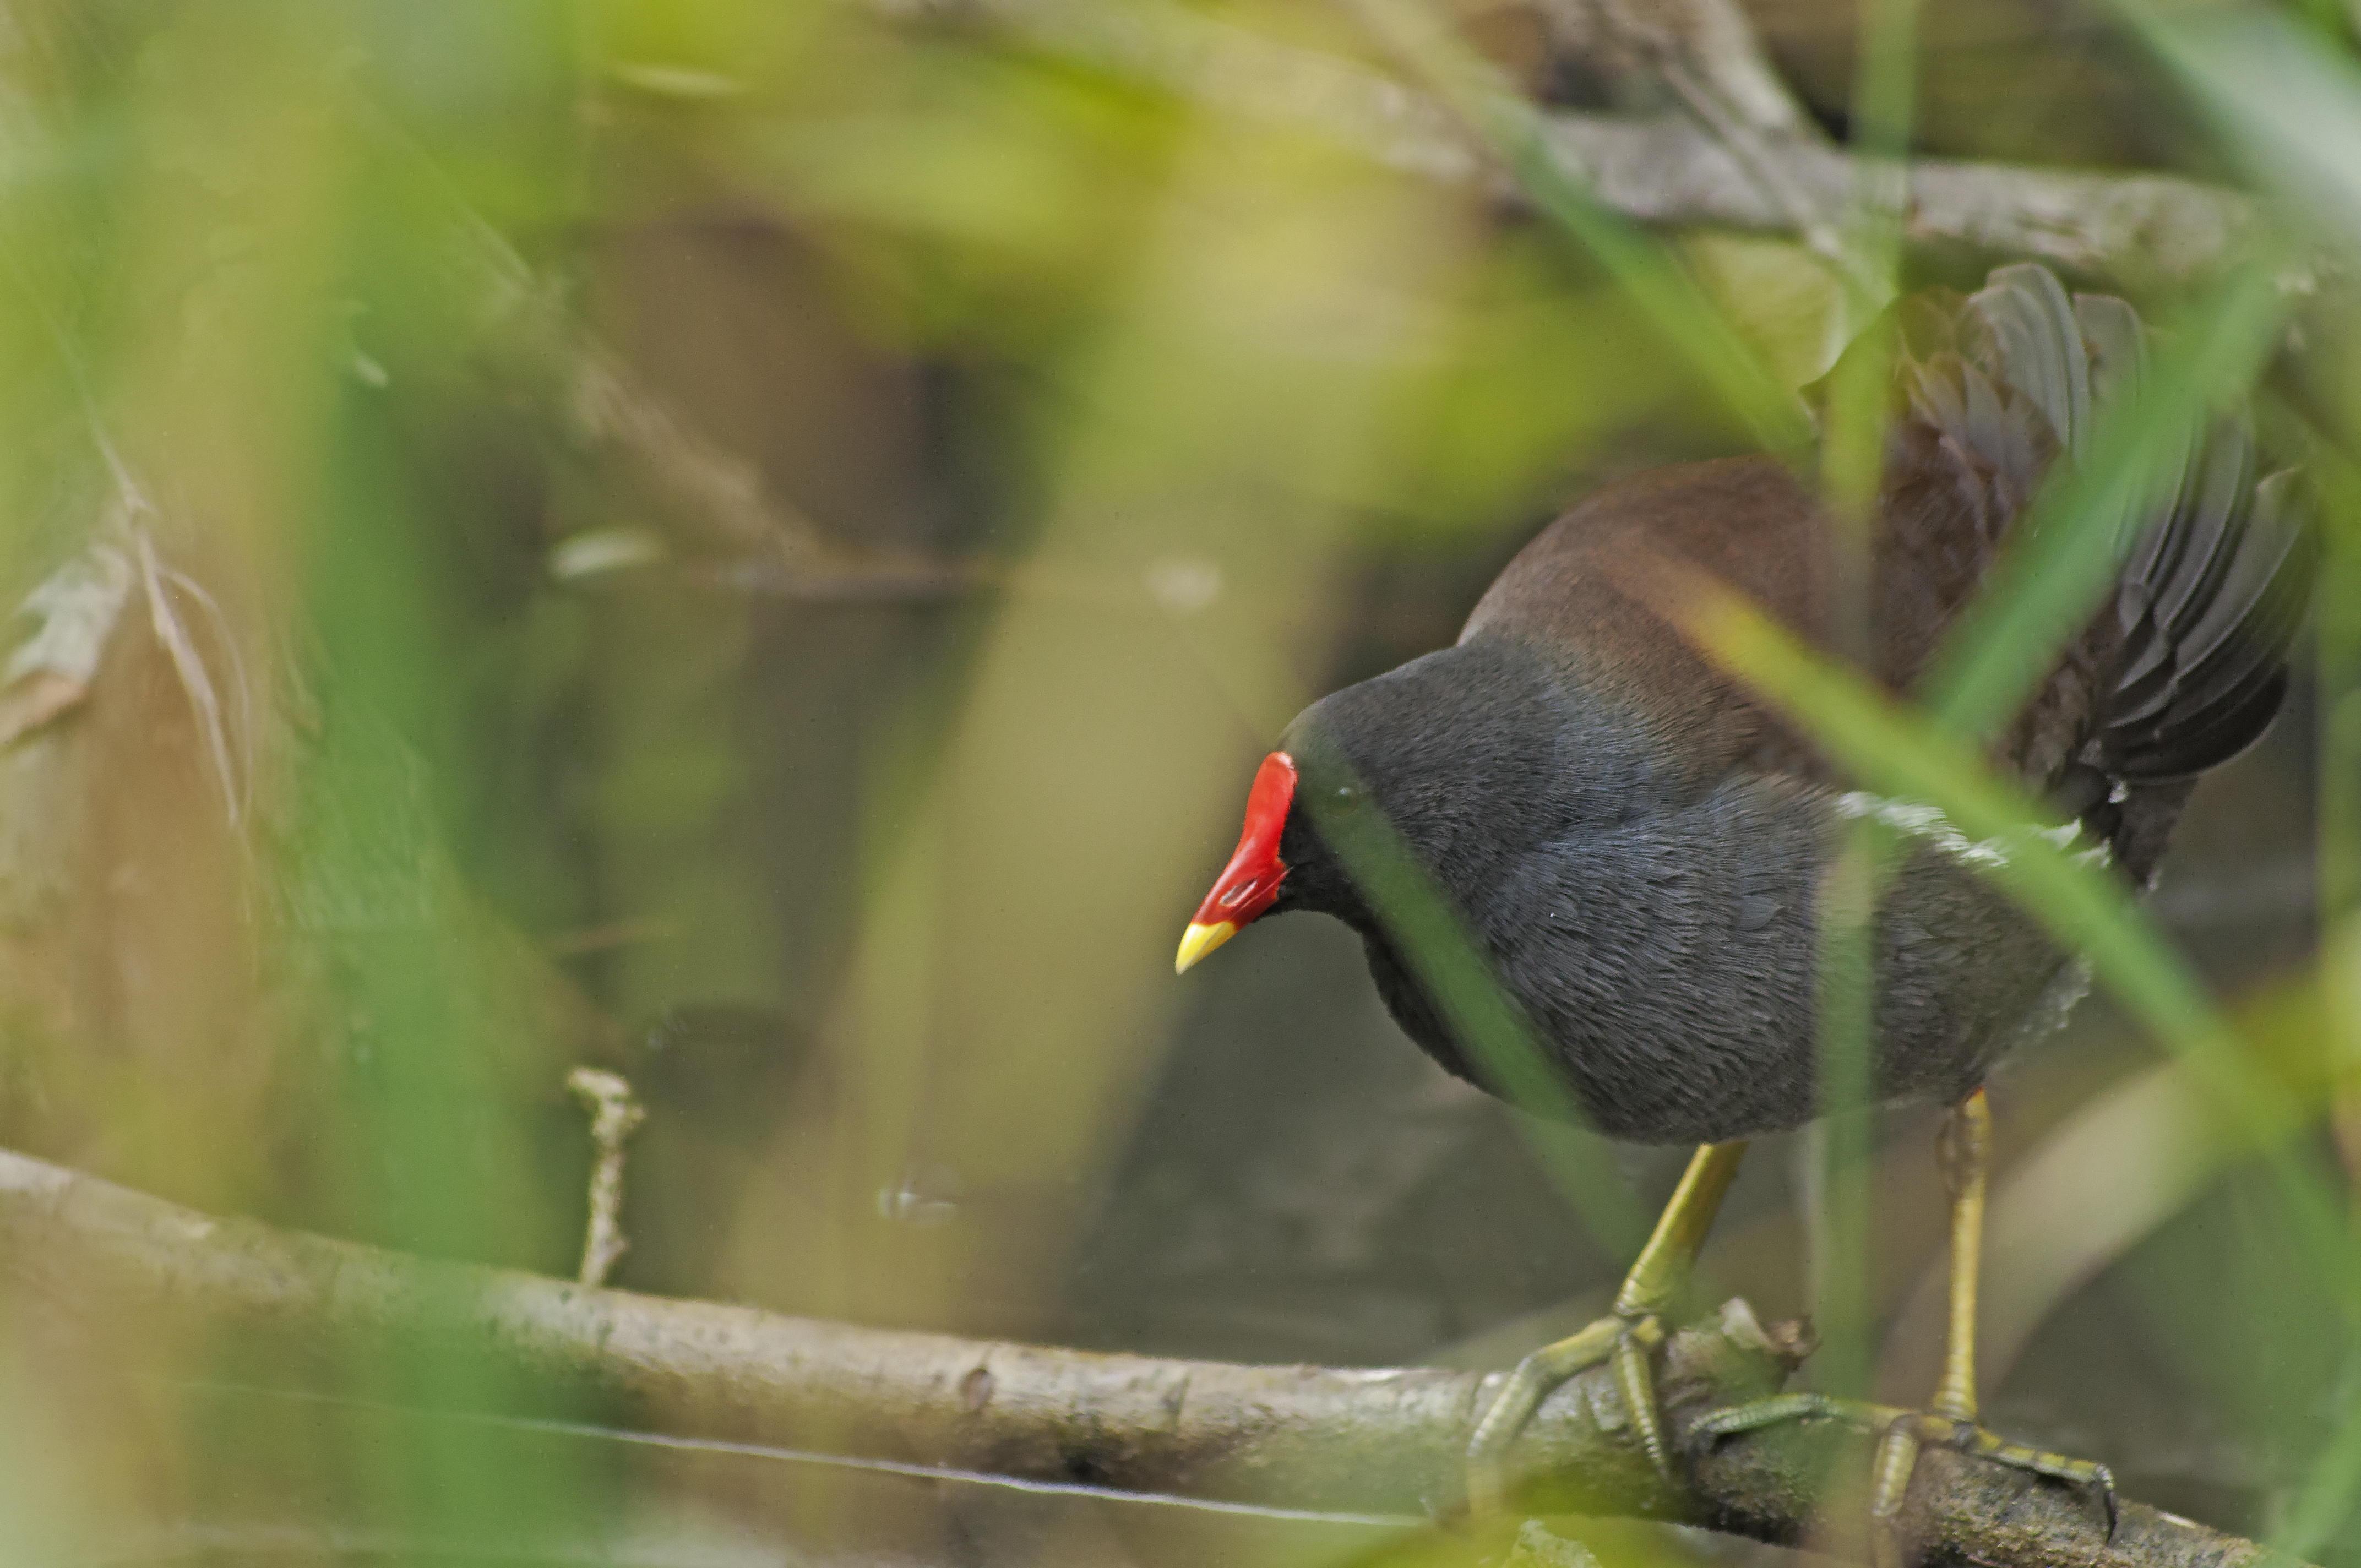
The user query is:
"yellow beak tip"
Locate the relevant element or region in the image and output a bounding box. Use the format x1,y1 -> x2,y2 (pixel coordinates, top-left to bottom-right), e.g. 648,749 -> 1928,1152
1174,921 -> 1238,975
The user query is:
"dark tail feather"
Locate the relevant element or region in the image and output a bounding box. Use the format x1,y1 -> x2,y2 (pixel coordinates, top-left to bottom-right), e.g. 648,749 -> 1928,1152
1959,265 -> 2314,785
1818,263 -> 2313,788
2104,466 -> 2314,780
1970,264 -> 2093,465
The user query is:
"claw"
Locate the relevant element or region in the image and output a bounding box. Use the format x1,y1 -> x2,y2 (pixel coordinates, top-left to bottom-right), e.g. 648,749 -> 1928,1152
1688,1095 -> 2115,1562
1466,1312 -> 1666,1512
1869,1415 -> 1922,1568
1466,1141 -> 1748,1515
1870,1512 -> 1906,1568
1612,1317 -> 1671,1482
1951,1425 -> 2117,1542
1695,1395 -> 2118,1560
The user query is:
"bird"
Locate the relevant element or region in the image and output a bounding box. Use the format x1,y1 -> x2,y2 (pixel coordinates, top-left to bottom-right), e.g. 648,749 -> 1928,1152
1171,263 -> 2314,1558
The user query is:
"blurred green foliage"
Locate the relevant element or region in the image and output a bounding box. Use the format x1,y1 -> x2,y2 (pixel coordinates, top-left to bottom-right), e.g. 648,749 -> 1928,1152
0,0 -> 2352,1564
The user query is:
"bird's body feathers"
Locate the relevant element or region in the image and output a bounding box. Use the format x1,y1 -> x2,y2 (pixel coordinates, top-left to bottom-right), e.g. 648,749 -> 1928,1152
1217,265 -> 2312,1145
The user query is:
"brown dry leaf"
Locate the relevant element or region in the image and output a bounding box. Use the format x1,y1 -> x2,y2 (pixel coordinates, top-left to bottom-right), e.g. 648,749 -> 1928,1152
0,668 -> 90,748
0,540 -> 133,752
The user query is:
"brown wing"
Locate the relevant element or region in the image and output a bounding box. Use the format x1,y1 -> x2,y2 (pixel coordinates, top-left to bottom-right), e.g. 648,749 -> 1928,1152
1457,451 -> 1838,793
1871,265 -> 2314,808
1462,264 -> 2312,836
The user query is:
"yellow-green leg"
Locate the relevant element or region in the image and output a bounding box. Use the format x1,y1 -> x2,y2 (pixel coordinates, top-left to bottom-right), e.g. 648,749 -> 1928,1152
1467,1140 -> 1748,1514
1693,1091 -> 2114,1566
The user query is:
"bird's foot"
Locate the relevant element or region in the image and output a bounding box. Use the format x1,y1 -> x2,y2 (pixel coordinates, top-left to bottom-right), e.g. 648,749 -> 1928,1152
1462,1141 -> 1747,1518
1467,1309 -> 1672,1515
1691,1395 -> 2115,1568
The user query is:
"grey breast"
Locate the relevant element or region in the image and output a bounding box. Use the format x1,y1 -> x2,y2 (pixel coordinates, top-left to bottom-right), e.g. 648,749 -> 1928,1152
1480,779 -> 2077,1145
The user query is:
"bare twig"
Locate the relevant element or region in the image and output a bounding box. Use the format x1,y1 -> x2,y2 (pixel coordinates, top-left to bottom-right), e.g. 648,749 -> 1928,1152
1524,0 -> 1851,270
565,1066 -> 646,1287
1535,0 -> 1821,141
0,1145 -> 2302,1568
911,0 -> 2268,291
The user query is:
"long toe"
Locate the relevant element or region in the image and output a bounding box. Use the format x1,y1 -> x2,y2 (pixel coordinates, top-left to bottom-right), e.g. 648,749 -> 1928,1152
1466,1312 -> 1667,1516
1693,1397 -> 2116,1565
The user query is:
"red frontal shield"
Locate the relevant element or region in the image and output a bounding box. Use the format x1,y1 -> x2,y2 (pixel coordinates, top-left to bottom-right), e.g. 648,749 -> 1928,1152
1175,751 -> 1297,973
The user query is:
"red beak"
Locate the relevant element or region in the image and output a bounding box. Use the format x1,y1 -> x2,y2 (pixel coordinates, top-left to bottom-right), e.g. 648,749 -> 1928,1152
1176,752 -> 1297,974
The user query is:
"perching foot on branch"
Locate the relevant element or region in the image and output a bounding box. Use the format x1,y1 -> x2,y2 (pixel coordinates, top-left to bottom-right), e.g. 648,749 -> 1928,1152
1693,1395 -> 2116,1567
1693,1091 -> 2114,1568
1468,1140 -> 1747,1513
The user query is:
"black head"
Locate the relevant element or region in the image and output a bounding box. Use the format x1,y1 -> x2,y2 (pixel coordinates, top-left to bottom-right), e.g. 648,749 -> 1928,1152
1176,637 -> 1575,970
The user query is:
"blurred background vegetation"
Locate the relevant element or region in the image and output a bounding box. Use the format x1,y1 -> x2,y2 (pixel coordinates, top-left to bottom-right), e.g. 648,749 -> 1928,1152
0,0 -> 2354,1563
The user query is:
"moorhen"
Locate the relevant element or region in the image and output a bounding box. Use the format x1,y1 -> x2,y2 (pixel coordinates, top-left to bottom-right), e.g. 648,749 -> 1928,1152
1173,264 -> 2313,1550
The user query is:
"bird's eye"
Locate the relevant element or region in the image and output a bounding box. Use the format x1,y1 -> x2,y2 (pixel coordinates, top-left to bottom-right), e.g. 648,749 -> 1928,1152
1330,783 -> 1361,815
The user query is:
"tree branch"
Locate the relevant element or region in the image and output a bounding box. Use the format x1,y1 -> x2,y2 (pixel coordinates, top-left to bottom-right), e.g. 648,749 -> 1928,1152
0,1146 -> 2299,1568
908,0 -> 2268,292
1521,0 -> 1853,272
